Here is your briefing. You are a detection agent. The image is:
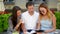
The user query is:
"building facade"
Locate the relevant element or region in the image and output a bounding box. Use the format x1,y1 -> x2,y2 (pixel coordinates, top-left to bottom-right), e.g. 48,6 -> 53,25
2,0 -> 60,11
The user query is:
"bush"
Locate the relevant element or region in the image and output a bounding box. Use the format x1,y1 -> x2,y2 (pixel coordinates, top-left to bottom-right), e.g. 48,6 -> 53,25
0,14 -> 11,32
55,12 -> 60,29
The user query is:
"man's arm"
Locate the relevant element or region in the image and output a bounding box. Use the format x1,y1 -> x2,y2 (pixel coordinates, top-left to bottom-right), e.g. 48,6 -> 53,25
36,17 -> 40,30
21,14 -> 27,34
21,23 -> 27,34
36,22 -> 40,30
22,23 -> 27,32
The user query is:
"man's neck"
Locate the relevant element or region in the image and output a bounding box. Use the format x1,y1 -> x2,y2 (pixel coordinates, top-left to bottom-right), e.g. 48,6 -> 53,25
28,11 -> 34,16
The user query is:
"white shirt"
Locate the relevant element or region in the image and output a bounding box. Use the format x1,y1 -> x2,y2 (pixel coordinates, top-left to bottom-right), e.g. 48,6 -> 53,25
21,11 -> 39,30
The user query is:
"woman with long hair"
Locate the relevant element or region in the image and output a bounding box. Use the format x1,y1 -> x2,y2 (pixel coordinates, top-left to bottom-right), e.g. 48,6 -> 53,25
37,3 -> 56,34
8,6 -> 22,34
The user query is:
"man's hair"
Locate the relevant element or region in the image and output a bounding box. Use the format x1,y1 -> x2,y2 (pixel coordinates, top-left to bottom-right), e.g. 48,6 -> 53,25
26,1 -> 34,8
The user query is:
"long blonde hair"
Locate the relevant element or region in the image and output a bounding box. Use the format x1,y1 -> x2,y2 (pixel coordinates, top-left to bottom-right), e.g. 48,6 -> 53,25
38,3 -> 51,20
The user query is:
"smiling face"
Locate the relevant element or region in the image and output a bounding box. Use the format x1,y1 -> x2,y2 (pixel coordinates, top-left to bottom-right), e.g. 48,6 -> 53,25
17,10 -> 21,16
39,7 -> 47,15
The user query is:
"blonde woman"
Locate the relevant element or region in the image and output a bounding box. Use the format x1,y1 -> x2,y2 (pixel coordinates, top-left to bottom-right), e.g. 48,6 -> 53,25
37,3 -> 56,34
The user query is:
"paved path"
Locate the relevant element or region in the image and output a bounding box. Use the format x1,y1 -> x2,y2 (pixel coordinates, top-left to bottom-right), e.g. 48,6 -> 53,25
55,29 -> 60,34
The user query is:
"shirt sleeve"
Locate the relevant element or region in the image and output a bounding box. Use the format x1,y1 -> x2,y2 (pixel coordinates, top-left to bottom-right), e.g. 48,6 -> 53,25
37,13 -> 39,23
21,14 -> 25,23
8,17 -> 13,32
37,17 -> 39,23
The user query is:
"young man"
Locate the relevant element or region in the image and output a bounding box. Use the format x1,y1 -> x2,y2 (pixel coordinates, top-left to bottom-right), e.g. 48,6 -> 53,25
21,1 -> 40,34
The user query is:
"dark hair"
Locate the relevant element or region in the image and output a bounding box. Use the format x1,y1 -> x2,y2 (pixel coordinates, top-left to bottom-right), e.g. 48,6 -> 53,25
11,6 -> 21,28
26,1 -> 34,8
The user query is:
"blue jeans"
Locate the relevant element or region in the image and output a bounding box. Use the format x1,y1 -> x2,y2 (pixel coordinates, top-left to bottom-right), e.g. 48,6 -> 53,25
27,30 -> 32,32
20,31 -> 23,34
20,30 -> 32,34
20,30 -> 33,34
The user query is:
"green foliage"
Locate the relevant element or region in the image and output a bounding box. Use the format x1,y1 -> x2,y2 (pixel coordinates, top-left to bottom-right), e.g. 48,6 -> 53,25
0,14 -> 11,32
55,12 -> 60,29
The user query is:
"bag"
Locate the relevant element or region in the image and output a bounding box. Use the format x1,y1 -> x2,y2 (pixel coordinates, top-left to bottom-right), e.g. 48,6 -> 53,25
36,30 -> 44,32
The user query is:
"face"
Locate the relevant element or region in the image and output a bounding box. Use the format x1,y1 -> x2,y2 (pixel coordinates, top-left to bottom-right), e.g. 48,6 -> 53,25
17,10 -> 21,16
27,5 -> 34,13
40,7 -> 47,15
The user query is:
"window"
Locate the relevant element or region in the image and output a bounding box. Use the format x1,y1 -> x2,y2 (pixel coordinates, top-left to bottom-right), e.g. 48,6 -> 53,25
28,0 -> 33,1
28,0 -> 41,1
3,0 -> 14,5
9,0 -> 14,2
28,0 -> 46,4
3,0 -> 7,2
3,0 -> 14,2
43,0 -> 45,1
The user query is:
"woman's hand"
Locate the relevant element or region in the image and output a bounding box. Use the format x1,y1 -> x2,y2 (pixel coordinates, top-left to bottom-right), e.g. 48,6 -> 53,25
44,29 -> 55,33
23,31 -> 27,34
37,32 -> 42,34
44,30 -> 52,33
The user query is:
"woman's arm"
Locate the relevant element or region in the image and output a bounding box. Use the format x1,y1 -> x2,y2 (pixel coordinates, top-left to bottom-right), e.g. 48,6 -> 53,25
52,14 -> 56,31
14,19 -> 22,30
45,15 -> 56,33
8,17 -> 13,32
